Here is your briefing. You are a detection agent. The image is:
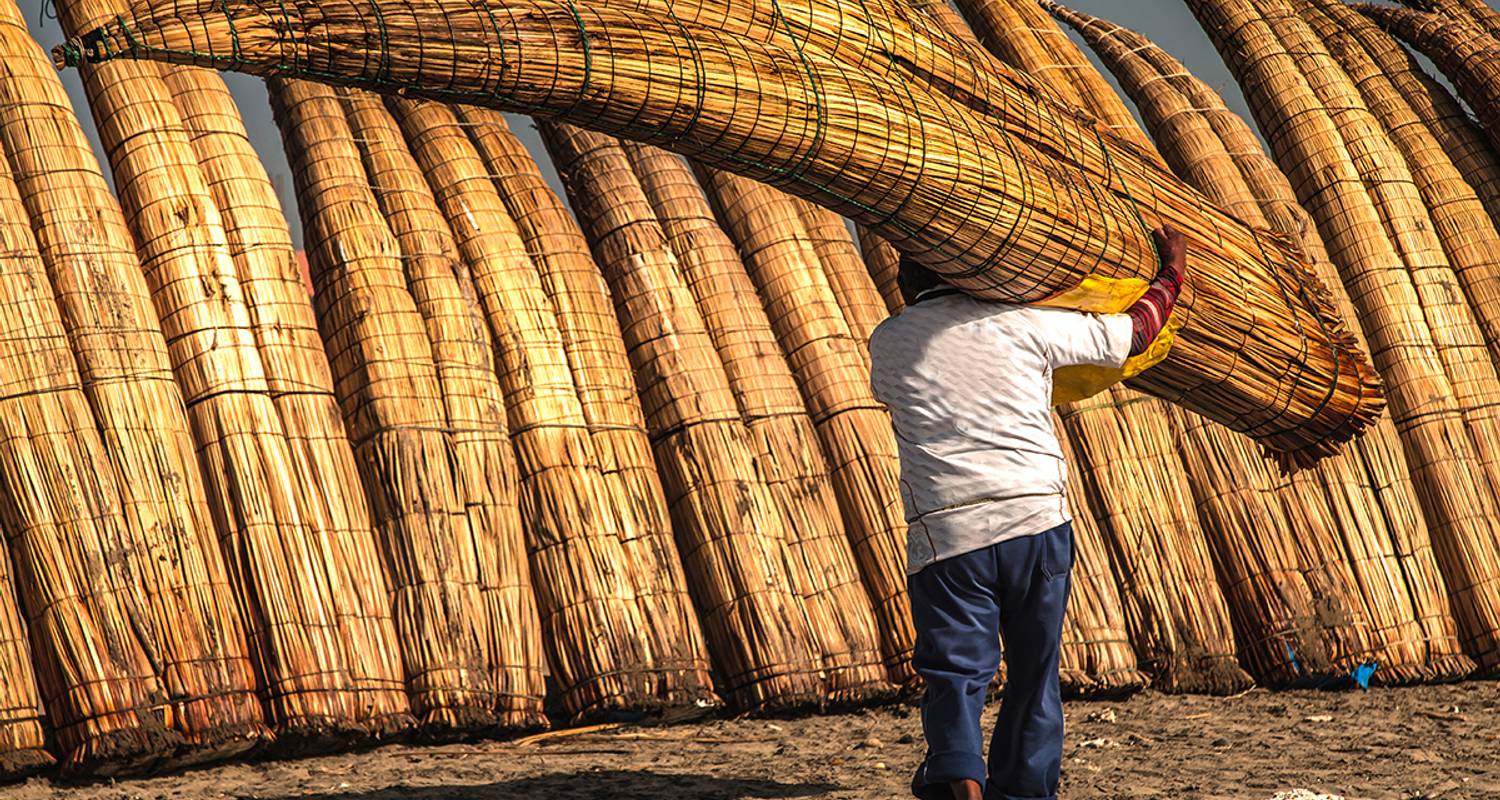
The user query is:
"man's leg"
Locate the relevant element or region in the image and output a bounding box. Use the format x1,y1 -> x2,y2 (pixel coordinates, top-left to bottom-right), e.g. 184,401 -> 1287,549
986,522 -> 1073,800
908,548 -> 1003,800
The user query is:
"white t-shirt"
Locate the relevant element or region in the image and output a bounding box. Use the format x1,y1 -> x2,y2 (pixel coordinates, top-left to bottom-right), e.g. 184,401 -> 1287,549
869,289 -> 1133,575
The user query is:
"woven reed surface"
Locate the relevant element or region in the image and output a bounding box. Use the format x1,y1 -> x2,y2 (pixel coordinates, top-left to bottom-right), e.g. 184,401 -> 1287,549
1189,0 -> 1500,673
1359,6 -> 1500,173
1322,6 -> 1500,229
791,200 -> 889,352
1053,0 -> 1473,685
58,0 -> 1387,462
698,168 -> 917,687
338,88 -> 551,733
384,98 -> 697,722
956,0 -> 1239,692
621,143 -> 899,701
150,66 -> 428,747
0,151 -> 103,779
543,123 -> 892,710
1057,417 -> 1151,698
0,0 -> 273,770
458,108 -> 719,711
1396,0 -> 1500,37
856,228 -> 905,316
1303,0 -> 1500,375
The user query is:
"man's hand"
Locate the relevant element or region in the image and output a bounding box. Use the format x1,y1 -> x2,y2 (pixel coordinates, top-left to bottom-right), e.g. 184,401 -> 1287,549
1151,225 -> 1187,292
1128,226 -> 1189,357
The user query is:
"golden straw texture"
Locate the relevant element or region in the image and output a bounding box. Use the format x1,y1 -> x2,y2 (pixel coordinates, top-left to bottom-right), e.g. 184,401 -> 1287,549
0,543 -> 49,780
699,168 -> 918,687
57,0 -> 1385,461
791,201 -> 889,351
1052,0 -> 1473,685
544,123 -> 892,709
857,228 -> 906,315
458,109 -> 719,710
340,88 -> 550,733
158,66 -> 425,748
386,98 -> 710,721
5,0 -> 269,769
1190,0 -> 1500,673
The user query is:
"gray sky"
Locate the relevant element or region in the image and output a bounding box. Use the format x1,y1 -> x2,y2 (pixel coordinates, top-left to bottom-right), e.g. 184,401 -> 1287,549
20,0 -> 1471,250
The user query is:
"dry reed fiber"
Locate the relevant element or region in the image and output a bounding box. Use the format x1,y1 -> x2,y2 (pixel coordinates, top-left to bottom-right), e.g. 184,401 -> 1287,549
0,142 -> 177,776
1358,6 -> 1500,171
1319,6 -> 1500,230
618,143 -> 908,697
1,0 -> 275,769
1049,0 -> 1472,686
457,108 -> 719,710
1051,1 -> 1472,686
791,202 -> 889,350
1395,0 -> 1500,38
0,540 -> 49,780
1305,1 -> 1500,387
1057,417 -> 1150,698
55,0 -> 418,750
697,168 -> 917,688
336,88 -> 551,733
1189,0 -> 1500,673
57,0 -> 1386,462
384,98 -> 707,721
952,0 -> 1249,692
542,123 -> 890,709
155,66 -> 427,749
857,229 -> 906,315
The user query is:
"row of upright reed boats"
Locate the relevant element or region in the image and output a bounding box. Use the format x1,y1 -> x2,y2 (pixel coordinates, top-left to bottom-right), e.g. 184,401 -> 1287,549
0,0 -> 1498,781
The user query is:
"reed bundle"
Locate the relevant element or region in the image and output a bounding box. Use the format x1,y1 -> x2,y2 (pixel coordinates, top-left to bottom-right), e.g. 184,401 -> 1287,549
457,108 -> 719,709
697,168 -> 917,687
384,99 -> 702,721
1359,6 -> 1500,166
1056,419 -> 1150,697
1395,0 -> 1500,38
1189,0 -> 1500,672
150,65 -> 428,748
953,0 -> 1247,692
56,0 -> 1386,461
542,123 -> 892,709
856,229 -> 905,315
0,545 -> 48,780
0,0 -> 273,770
341,88 -> 552,733
1321,7 -> 1500,228
1301,1 -> 1500,370
55,0 -> 419,749
1050,0 -> 1473,685
791,202 -> 889,351
620,143 -> 899,701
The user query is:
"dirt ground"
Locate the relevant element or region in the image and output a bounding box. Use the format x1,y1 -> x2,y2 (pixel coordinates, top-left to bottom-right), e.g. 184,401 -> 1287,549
3,682 -> 1496,800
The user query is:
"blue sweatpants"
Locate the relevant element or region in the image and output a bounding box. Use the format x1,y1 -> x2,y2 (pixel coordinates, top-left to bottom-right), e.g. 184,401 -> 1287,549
908,522 -> 1074,800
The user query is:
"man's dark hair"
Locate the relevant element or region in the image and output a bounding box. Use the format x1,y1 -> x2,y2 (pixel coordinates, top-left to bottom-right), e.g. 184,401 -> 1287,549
898,253 -> 949,306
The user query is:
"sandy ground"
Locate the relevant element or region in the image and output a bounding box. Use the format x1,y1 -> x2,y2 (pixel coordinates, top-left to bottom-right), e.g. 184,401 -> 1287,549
3,682 -> 1497,800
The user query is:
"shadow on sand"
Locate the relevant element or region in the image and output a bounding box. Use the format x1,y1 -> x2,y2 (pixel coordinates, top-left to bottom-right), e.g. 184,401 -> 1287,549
264,769 -> 841,799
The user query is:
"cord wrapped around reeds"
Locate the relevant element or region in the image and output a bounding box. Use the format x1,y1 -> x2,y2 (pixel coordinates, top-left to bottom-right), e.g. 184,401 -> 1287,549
1056,418 -> 1150,698
1394,0 -> 1500,39
697,168 -> 917,687
54,0 -> 1385,463
384,98 -> 715,719
619,142 -> 904,700
0,0 -> 272,771
343,88 -> 551,733
791,202 -> 889,352
542,123 -> 892,710
1357,5 -> 1500,165
951,0 -> 1249,693
53,0 -> 416,750
0,544 -> 49,780
1050,0 -> 1473,687
857,229 -> 905,316
1189,0 -> 1500,673
457,109 -> 719,712
1324,6 -> 1500,227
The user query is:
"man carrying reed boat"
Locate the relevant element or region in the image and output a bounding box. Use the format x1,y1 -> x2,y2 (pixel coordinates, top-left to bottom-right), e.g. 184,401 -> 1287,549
871,228 -> 1187,800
